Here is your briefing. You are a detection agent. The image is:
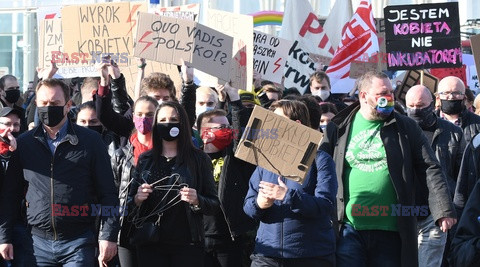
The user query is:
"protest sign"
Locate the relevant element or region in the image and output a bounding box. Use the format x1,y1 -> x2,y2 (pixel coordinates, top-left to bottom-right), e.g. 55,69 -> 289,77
0,68 -> 9,77
61,2 -> 147,67
36,6 -> 62,26
206,9 -> 253,90
152,3 -> 200,22
133,12 -> 233,82
384,2 -> 461,70
395,69 -> 438,105
349,61 -> 378,79
253,31 -> 292,84
471,35 -> 480,91
234,106 -> 323,184
120,61 -> 182,99
38,18 -> 100,78
430,66 -> 467,86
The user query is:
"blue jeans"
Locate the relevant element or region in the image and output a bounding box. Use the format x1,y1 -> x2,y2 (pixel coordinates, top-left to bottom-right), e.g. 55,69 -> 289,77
417,214 -> 446,267
336,223 -> 401,267
31,230 -> 96,267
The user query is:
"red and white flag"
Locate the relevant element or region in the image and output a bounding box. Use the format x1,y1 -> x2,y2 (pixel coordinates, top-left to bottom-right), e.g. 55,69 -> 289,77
323,0 -> 353,50
326,0 -> 378,82
279,0 -> 335,93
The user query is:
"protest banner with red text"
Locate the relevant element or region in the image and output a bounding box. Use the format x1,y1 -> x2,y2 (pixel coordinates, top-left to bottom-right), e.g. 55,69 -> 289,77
133,12 -> 233,82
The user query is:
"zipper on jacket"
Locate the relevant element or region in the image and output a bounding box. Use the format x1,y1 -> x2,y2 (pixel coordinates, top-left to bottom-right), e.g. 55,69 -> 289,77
219,203 -> 235,241
50,159 -> 57,240
50,139 -> 69,241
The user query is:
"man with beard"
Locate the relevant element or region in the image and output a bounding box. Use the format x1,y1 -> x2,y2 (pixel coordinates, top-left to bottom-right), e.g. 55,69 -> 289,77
436,76 -> 480,144
405,85 -> 464,267
321,71 -> 456,267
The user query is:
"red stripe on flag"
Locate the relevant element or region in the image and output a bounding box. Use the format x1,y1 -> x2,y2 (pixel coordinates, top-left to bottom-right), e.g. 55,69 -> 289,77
319,34 -> 329,49
45,13 -> 56,19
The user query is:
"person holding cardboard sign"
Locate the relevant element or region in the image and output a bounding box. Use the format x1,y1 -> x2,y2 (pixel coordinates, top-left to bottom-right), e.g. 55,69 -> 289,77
244,100 -> 337,267
321,71 -> 456,267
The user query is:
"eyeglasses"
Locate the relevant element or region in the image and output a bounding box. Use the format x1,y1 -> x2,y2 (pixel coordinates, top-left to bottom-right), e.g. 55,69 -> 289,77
0,121 -> 21,128
208,124 -> 232,130
438,91 -> 464,98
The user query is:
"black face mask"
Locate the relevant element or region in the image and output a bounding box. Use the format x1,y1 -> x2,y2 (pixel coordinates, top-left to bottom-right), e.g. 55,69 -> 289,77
407,105 -> 436,129
5,90 -> 20,104
11,131 -> 20,138
87,125 -> 103,134
440,99 -> 464,115
37,106 -> 65,127
156,123 -> 180,141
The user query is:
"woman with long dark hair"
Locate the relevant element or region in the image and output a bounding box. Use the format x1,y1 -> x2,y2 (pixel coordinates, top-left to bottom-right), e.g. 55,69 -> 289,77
128,101 -> 219,266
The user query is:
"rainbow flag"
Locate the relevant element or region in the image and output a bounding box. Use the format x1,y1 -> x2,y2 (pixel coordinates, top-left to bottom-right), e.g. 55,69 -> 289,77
250,11 -> 283,27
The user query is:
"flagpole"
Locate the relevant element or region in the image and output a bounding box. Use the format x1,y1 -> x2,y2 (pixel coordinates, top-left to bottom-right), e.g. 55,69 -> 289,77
420,70 -> 424,85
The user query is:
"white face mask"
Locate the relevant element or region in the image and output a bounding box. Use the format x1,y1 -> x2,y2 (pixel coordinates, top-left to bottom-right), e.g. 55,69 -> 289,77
317,90 -> 330,101
195,105 -> 214,118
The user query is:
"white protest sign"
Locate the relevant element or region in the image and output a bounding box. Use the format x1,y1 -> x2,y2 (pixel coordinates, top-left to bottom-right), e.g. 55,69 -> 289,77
253,31 -> 292,84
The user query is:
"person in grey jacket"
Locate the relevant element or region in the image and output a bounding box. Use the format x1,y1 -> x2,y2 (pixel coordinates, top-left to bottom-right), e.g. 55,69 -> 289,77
321,71 -> 456,267
405,85 -> 464,267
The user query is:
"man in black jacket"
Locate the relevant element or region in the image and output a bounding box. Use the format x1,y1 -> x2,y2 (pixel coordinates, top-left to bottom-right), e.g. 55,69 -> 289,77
0,75 -> 27,133
321,71 -> 456,267
0,79 -> 119,266
406,85 -> 464,267
197,84 -> 257,267
450,178 -> 480,266
436,76 -> 480,144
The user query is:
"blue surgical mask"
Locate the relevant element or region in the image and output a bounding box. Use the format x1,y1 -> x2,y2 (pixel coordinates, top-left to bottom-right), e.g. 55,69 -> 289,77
195,105 -> 214,118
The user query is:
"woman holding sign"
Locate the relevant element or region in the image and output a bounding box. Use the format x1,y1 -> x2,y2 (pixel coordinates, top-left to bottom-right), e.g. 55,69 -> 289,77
243,100 -> 338,267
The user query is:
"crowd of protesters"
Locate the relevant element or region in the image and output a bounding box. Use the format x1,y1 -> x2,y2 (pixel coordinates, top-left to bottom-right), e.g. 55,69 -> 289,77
0,56 -> 480,267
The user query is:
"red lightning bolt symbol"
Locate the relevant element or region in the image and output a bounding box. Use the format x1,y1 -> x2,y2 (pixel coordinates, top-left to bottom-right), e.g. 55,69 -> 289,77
126,4 -> 141,35
273,58 -> 282,73
138,31 -> 153,54
45,13 -> 56,19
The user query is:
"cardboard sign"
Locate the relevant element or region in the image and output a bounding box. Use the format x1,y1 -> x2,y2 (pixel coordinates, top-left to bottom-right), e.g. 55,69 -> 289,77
206,9 -> 253,90
38,18 -> 99,78
349,61 -> 379,79
430,66 -> 467,86
395,70 -> 439,106
153,3 -> 200,22
471,35 -> 480,91
253,31 -> 292,84
133,12 -> 233,82
0,67 -> 9,77
120,61 -> 182,100
384,2 -> 461,70
234,106 -> 323,184
61,2 -> 147,66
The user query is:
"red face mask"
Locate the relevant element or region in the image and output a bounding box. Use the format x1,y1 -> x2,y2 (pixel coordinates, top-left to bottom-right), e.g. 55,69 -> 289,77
203,127 -> 234,151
